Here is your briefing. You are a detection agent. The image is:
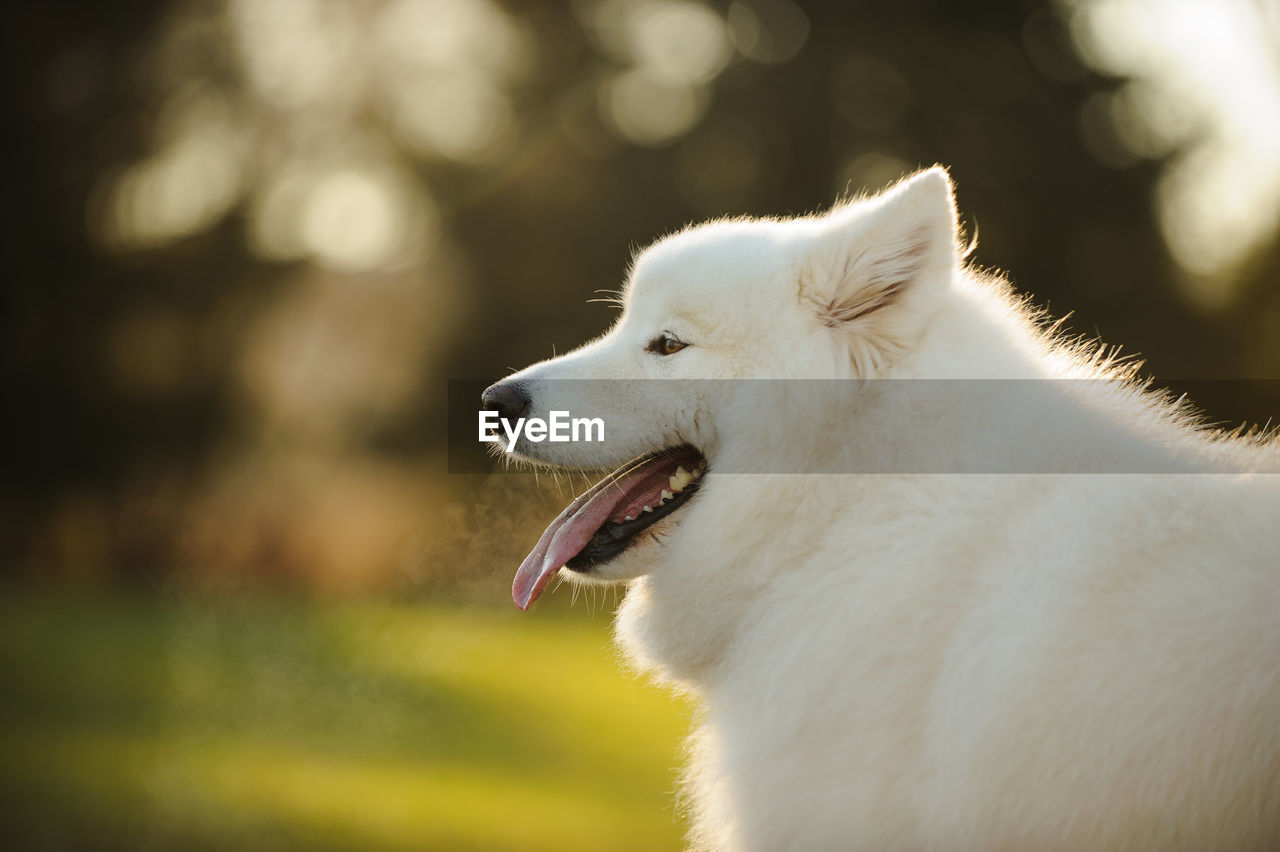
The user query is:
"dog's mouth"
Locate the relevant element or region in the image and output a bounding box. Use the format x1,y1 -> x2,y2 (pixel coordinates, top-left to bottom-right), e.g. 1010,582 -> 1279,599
512,445 -> 707,610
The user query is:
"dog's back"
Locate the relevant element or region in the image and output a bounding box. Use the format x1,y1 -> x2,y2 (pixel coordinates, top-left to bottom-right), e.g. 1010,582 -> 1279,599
636,472 -> 1280,851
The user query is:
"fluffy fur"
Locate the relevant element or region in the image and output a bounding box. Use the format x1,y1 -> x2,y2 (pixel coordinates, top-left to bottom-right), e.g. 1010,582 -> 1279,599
501,168 -> 1280,850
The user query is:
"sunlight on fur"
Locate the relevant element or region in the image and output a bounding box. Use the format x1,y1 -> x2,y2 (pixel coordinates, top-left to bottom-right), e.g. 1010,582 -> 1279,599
493,168 -> 1280,851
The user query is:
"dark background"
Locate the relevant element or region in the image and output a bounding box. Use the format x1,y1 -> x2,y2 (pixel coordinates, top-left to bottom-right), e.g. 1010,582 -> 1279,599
4,0 -> 1280,592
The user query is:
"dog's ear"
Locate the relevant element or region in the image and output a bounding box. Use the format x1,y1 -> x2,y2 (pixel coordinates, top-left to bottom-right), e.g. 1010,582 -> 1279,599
803,167 -> 959,371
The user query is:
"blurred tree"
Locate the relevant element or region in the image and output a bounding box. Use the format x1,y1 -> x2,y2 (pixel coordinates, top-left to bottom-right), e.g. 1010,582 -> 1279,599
2,0 -> 1277,588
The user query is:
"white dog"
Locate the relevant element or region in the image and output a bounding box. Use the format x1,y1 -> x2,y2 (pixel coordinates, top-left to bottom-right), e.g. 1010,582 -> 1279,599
485,168 -> 1280,851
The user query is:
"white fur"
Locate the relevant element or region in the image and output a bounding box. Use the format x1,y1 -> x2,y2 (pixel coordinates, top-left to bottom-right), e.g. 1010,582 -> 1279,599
503,168 -> 1280,850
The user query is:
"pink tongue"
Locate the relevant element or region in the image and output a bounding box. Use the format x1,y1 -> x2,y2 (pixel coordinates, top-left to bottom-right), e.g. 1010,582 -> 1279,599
511,460 -> 678,610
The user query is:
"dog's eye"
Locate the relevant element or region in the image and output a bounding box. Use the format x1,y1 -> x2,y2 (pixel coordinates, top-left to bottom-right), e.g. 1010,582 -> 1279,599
647,334 -> 688,356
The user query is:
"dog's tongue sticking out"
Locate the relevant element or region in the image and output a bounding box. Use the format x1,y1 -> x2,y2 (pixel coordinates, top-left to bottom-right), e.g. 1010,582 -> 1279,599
512,450 -> 701,610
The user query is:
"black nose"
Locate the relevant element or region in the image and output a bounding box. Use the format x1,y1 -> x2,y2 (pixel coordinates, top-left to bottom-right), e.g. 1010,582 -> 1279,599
481,380 -> 530,424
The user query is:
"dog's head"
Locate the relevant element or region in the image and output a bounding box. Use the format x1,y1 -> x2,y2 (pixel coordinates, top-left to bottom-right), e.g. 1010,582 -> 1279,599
488,168 -> 961,607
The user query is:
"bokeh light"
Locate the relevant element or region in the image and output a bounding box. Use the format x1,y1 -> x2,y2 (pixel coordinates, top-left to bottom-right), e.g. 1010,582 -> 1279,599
1066,0 -> 1280,303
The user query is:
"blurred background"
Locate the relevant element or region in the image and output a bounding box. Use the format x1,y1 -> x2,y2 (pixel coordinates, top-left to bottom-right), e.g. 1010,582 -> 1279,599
2,0 -> 1278,848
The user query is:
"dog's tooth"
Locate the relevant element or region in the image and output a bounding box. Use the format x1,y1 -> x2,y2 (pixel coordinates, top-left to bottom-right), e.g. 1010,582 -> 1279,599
661,489 -> 674,502
642,505 -> 653,513
624,514 -> 635,522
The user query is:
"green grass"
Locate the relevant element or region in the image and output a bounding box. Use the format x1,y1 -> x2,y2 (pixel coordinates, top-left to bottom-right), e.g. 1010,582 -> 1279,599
0,594 -> 692,850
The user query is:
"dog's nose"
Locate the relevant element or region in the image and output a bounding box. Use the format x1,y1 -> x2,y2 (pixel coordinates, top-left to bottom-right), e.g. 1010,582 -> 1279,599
481,380 -> 531,424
